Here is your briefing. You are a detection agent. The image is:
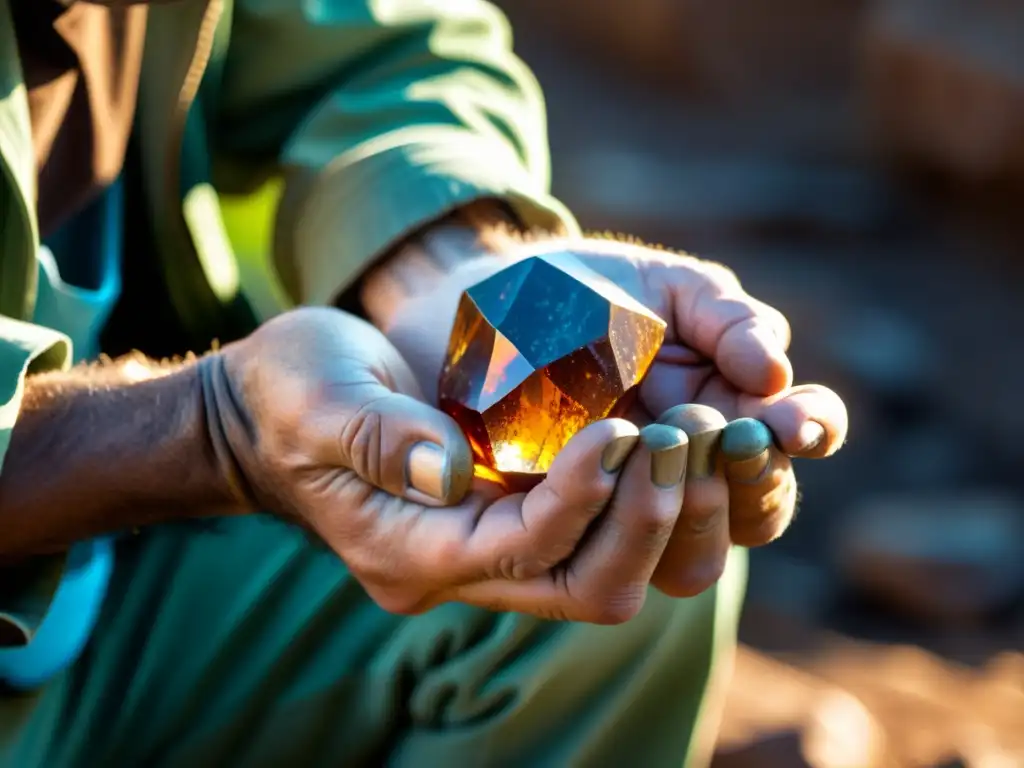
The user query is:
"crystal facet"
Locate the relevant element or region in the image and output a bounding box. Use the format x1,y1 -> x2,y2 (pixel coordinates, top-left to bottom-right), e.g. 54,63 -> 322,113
439,253 -> 667,475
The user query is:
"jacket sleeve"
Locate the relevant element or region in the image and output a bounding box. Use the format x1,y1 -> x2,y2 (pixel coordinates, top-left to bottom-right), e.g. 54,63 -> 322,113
212,0 -> 579,306
0,317 -> 71,647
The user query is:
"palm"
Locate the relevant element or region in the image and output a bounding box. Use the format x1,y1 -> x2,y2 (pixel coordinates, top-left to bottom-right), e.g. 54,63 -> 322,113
385,247 -> 788,427
352,243 -> 845,616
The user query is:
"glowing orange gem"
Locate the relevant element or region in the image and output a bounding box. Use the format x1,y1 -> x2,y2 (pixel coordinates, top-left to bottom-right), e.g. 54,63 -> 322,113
438,252 -> 667,475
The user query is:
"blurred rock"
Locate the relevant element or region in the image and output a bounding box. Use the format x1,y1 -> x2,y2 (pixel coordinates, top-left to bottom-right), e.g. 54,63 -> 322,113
803,689 -> 888,768
804,642 -> 1024,766
745,551 -> 838,623
712,731 -> 812,768
713,646 -> 888,767
836,492 -> 1024,625
817,307 -> 937,397
560,150 -> 897,235
862,0 -> 1024,184
499,0 -> 866,106
885,422 -> 980,489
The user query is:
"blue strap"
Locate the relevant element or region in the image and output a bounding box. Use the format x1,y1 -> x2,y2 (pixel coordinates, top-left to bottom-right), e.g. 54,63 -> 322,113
0,538 -> 115,689
0,180 -> 123,687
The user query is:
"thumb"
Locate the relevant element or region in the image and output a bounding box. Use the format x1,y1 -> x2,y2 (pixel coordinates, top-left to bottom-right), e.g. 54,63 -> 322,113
233,307 -> 476,506
331,381 -> 476,506
304,316 -> 475,506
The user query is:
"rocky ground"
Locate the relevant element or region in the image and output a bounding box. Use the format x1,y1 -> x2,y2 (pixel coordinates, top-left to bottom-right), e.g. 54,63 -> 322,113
496,2 -> 1024,765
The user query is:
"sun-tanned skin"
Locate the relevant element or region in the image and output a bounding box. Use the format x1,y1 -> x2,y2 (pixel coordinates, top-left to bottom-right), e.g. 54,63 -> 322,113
1,207 -> 847,624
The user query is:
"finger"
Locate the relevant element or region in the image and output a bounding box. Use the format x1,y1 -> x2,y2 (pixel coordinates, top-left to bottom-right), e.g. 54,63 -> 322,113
303,375 -> 475,506
738,384 -> 848,458
667,262 -> 793,396
639,359 -> 716,419
712,314 -> 793,397
720,418 -> 798,548
450,423 -> 688,624
463,418 -> 640,580
651,404 -> 732,598
354,418 -> 641,599
693,373 -> 742,419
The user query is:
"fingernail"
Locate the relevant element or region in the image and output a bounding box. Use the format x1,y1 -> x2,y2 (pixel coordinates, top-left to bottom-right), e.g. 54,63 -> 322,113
601,434 -> 639,474
796,421 -> 826,454
722,418 -> 773,483
407,442 -> 450,502
724,451 -> 772,483
640,424 -> 689,488
657,404 -> 726,479
721,418 -> 773,461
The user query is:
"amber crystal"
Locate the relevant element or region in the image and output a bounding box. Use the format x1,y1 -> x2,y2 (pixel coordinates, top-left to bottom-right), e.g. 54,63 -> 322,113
439,252 -> 667,475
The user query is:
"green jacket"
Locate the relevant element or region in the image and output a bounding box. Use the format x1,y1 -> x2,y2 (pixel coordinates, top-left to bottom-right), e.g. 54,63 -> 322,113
0,0 -> 577,648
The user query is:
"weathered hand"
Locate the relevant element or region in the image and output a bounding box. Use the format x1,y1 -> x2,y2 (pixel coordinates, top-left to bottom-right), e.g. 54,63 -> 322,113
213,307 -> 692,623
383,236 -> 848,598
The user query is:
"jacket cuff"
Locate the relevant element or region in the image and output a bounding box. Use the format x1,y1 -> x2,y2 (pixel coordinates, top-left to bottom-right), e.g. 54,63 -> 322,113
274,125 -> 581,306
0,317 -> 72,647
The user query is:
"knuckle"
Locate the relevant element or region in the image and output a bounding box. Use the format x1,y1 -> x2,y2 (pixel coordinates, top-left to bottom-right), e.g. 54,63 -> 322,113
489,552 -> 554,582
515,538 -> 584,581
677,504 -> 722,536
581,589 -> 647,626
493,554 -> 518,581
657,559 -> 727,599
512,556 -> 553,581
366,587 -> 431,616
338,396 -> 390,485
700,261 -> 741,292
633,503 -> 680,543
536,478 -> 611,520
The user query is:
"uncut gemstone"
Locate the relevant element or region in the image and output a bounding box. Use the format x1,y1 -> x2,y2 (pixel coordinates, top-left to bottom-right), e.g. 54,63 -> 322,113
438,252 -> 667,475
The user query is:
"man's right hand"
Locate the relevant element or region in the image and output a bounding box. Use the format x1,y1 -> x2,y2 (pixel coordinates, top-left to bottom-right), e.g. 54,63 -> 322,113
214,307 -> 691,623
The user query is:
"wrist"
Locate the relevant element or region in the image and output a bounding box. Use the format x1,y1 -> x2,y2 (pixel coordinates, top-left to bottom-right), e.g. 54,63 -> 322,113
0,355 -> 249,557
195,350 -> 267,517
359,199 -> 527,331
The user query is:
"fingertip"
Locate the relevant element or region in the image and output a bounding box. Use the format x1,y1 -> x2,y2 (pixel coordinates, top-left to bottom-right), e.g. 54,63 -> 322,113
440,413 -> 476,503
767,352 -> 794,395
549,417 -> 641,479
406,426 -> 475,506
721,418 -> 773,462
657,404 -> 726,479
657,403 -> 728,433
635,423 -> 687,488
795,421 -> 827,456
639,422 -> 690,452
755,385 -> 848,458
718,321 -> 793,396
721,416 -> 774,482
601,432 -> 641,474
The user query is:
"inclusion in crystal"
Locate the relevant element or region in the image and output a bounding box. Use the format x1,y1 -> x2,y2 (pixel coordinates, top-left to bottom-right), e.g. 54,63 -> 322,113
438,252 -> 667,475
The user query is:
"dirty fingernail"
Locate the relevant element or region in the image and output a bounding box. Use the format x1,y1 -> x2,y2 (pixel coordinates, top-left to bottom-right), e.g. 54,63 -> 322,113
722,418 -> 773,461
407,442 -> 451,502
602,434 -> 639,474
640,424 -> 689,488
724,451 -> 772,483
796,421 -> 826,455
658,404 -> 726,479
722,418 -> 773,483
